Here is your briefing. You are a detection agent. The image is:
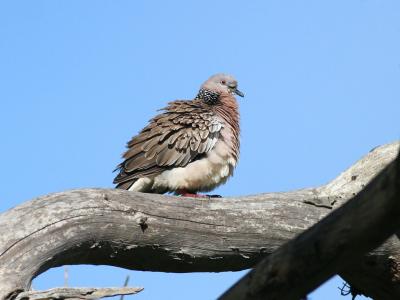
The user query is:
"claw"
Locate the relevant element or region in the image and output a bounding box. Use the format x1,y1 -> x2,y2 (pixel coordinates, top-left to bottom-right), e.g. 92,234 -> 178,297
207,194 -> 222,198
181,193 -> 208,198
176,190 -> 222,198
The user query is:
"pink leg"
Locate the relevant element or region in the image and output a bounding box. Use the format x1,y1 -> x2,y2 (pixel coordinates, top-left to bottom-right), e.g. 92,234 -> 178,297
176,190 -> 222,198
176,189 -> 208,198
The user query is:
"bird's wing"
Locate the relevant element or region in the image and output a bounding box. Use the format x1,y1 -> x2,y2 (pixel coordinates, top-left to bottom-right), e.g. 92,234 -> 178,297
113,101 -> 223,187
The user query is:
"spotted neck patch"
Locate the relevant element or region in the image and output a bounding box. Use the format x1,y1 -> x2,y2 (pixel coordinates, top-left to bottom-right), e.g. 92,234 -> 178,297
195,88 -> 220,104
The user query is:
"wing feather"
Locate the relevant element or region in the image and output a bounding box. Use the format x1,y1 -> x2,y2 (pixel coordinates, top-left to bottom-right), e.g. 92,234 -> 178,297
113,101 -> 223,188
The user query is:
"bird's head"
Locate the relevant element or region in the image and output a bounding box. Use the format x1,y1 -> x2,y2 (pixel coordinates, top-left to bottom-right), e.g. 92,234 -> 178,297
197,73 -> 244,104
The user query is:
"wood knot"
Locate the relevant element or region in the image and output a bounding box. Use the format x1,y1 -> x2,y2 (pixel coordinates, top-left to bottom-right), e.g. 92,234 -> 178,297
138,216 -> 148,233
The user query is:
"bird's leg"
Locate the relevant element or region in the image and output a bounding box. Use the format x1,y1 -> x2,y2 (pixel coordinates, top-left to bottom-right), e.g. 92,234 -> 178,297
176,190 -> 222,198
176,189 -> 207,198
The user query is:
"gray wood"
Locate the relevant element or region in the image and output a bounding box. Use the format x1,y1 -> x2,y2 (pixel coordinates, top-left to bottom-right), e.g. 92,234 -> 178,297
219,148 -> 400,300
15,287 -> 143,300
0,142 -> 398,299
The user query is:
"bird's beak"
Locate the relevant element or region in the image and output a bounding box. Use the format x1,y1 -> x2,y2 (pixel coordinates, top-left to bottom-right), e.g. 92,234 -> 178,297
234,88 -> 244,97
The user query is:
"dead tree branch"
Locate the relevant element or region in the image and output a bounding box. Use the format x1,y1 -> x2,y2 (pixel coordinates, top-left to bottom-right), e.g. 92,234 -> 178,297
0,142 -> 398,299
15,287 -> 143,300
219,148 -> 400,300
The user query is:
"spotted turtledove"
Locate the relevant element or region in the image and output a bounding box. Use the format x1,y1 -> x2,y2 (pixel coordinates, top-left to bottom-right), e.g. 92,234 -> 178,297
113,74 -> 243,197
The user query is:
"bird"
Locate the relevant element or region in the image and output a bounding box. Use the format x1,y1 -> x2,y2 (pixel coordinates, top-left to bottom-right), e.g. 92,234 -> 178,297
113,73 -> 244,197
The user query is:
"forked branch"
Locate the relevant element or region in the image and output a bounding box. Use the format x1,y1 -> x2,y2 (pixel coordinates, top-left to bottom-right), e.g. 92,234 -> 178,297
0,142 -> 398,299
220,147 -> 400,300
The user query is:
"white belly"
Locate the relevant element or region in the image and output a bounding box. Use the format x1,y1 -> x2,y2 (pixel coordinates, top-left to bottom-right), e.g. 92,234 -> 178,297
129,140 -> 237,193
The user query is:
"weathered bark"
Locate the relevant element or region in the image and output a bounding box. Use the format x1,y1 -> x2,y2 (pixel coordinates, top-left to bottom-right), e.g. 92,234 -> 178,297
15,287 -> 143,300
0,142 -> 398,299
219,149 -> 400,300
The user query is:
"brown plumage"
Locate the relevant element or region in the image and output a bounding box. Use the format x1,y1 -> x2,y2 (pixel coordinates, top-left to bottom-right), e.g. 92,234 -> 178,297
113,74 -> 243,195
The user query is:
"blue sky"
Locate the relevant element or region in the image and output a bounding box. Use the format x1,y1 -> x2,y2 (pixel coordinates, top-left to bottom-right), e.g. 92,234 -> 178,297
1,1 -> 399,299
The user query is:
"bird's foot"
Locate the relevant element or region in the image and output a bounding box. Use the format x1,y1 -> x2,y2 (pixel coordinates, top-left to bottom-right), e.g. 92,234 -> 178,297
181,193 -> 208,198
207,194 -> 222,198
176,190 -> 222,198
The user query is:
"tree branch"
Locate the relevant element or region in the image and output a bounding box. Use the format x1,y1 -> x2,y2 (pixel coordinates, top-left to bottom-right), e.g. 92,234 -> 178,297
15,287 -> 143,300
219,148 -> 400,300
0,142 -> 398,299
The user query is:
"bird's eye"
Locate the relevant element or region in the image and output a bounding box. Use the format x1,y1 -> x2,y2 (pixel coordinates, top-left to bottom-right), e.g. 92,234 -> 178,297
221,80 -> 226,85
